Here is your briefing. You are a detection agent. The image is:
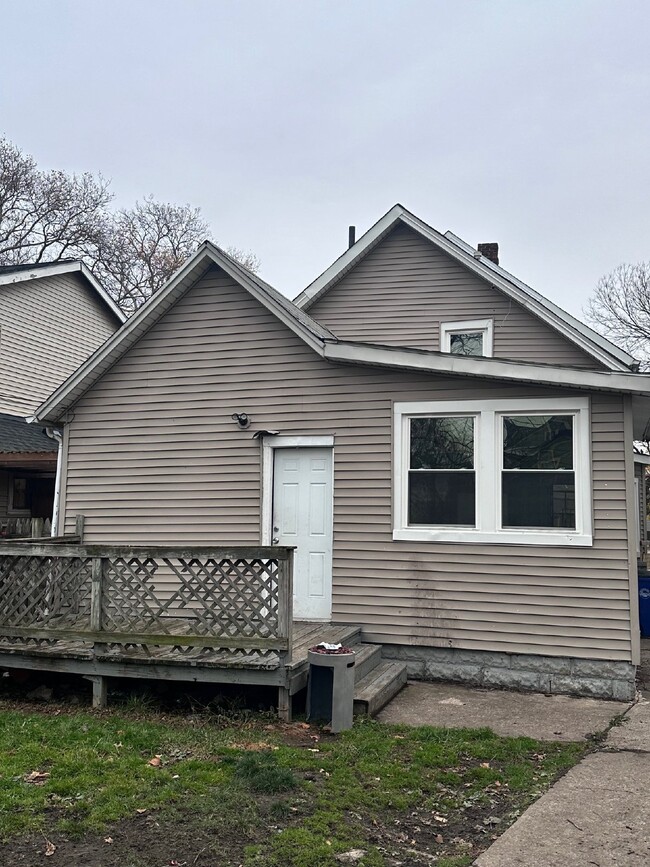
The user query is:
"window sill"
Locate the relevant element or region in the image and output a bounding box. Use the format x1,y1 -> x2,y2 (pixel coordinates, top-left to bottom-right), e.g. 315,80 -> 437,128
393,528 -> 593,547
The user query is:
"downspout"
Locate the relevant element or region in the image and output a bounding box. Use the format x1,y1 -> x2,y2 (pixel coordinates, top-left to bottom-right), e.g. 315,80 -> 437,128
47,427 -> 64,537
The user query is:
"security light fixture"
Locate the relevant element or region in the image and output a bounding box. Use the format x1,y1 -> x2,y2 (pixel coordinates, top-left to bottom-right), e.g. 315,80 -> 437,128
232,412 -> 251,429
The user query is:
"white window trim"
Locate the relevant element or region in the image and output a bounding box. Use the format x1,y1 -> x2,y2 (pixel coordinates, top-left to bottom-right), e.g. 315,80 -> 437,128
440,319 -> 494,357
260,435 -> 334,545
393,398 -> 592,546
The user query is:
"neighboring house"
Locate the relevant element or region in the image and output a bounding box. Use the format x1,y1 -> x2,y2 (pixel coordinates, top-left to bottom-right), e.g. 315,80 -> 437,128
29,205 -> 650,701
0,261 -> 124,536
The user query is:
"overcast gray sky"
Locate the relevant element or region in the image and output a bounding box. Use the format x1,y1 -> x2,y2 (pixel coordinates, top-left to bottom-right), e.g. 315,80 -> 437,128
1,0 -> 648,316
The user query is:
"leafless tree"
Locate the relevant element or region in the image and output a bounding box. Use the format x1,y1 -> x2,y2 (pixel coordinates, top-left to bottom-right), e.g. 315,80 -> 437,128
0,138 -> 260,314
0,137 -> 111,265
586,263 -> 650,364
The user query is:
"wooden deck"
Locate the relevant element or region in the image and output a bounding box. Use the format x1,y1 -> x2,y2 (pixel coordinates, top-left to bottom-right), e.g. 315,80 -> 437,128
0,620 -> 360,683
0,542 -> 408,718
0,541 -> 301,716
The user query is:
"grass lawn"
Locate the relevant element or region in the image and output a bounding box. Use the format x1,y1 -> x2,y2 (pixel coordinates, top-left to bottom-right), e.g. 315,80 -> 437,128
0,698 -> 587,867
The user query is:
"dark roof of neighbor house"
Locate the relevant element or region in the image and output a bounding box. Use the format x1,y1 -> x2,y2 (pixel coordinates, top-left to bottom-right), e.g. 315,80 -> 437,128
0,412 -> 57,454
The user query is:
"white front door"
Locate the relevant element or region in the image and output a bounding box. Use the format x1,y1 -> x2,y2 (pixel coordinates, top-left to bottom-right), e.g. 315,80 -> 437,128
272,447 -> 333,621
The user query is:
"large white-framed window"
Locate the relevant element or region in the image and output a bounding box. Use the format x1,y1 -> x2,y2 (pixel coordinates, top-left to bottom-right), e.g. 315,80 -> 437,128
393,397 -> 592,546
440,319 -> 494,357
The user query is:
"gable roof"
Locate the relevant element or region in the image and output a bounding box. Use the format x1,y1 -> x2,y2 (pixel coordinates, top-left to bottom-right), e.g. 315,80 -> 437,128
30,241 -> 335,424
29,234 -> 650,432
0,260 -> 126,324
293,204 -> 635,373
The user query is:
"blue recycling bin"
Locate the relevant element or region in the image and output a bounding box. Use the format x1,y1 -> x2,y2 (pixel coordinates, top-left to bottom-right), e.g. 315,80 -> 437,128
639,572 -> 650,637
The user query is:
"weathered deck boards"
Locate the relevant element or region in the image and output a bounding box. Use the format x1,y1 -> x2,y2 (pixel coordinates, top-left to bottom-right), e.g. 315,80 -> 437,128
0,621 -> 359,684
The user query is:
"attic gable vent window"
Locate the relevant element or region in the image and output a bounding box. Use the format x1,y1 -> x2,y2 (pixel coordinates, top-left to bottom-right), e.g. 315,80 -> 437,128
441,319 -> 493,358
393,398 -> 592,547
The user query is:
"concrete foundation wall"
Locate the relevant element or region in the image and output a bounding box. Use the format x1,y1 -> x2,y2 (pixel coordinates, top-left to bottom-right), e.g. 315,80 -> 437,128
382,644 -> 636,702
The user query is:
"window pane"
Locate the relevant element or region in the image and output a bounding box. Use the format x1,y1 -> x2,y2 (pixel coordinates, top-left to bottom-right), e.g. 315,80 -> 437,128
408,471 -> 476,526
503,415 -> 573,470
502,472 -> 575,528
12,477 -> 28,510
449,332 -> 483,356
410,417 -> 474,469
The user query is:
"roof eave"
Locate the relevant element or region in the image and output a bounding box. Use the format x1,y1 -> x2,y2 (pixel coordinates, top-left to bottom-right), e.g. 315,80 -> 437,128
324,340 -> 650,397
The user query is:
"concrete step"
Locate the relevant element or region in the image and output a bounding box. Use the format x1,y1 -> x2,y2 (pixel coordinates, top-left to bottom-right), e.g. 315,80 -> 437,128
352,643 -> 383,683
353,660 -> 408,717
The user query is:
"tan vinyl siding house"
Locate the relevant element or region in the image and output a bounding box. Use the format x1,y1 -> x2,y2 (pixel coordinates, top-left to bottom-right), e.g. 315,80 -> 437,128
0,262 -> 123,534
58,268 -> 636,665
33,207 -> 648,701
0,268 -> 120,417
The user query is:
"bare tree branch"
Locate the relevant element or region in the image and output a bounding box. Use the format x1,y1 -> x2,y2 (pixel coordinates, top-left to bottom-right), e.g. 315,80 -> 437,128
0,138 -> 260,314
585,262 -> 650,365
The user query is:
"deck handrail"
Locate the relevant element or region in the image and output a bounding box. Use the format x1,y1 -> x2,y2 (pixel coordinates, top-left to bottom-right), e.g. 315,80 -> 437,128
0,544 -> 295,665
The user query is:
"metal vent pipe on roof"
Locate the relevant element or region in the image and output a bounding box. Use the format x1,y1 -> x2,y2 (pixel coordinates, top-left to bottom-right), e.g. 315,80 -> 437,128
348,226 -> 356,248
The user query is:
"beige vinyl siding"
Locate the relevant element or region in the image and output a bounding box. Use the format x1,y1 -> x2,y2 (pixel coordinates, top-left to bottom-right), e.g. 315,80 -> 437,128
307,224 -> 601,368
62,266 -> 633,662
0,273 -> 118,416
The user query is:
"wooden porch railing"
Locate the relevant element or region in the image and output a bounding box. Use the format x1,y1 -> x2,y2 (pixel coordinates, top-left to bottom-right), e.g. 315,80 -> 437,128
0,544 -> 294,668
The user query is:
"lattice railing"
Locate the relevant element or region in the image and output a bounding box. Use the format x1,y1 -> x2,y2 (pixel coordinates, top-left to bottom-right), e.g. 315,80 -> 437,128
0,544 -> 294,665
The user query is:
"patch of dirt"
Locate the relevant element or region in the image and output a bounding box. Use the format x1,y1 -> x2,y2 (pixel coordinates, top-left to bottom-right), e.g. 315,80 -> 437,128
0,808 -> 268,867
0,776 -> 526,867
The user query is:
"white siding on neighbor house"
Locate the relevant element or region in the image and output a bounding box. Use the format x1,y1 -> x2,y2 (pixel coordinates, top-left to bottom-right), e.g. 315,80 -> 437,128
0,273 -> 118,417
306,224 -> 603,368
61,267 -> 634,663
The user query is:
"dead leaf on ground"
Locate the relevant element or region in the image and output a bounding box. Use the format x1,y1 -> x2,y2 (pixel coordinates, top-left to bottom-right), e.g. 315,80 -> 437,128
24,770 -> 50,785
480,762 -> 491,769
147,755 -> 162,767
136,808 -> 148,814
44,840 -> 56,856
230,741 -> 277,752
435,834 -> 444,844
104,836 -> 113,844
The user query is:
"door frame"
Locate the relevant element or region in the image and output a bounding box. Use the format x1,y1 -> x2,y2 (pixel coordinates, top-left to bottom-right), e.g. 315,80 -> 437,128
261,434 -> 334,545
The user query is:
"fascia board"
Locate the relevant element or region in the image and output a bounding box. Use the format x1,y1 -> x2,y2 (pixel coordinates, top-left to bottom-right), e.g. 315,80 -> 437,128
401,213 -> 631,372
294,204 -> 406,309
324,340 -> 650,396
32,243 -> 329,424
443,230 -> 634,370
201,243 -> 328,352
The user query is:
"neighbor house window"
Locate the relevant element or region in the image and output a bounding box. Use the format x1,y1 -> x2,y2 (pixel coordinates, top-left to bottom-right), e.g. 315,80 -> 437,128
9,477 -> 29,513
394,398 -> 591,546
440,319 -> 493,357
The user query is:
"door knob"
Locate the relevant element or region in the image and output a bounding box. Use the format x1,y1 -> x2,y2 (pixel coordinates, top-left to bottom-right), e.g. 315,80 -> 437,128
272,537 -> 279,545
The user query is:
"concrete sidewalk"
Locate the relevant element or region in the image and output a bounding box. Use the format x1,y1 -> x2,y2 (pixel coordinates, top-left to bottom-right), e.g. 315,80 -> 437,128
474,699 -> 650,867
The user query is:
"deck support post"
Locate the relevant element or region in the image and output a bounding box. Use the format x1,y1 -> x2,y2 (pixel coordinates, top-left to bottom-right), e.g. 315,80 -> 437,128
277,685 -> 291,722
87,675 -> 107,709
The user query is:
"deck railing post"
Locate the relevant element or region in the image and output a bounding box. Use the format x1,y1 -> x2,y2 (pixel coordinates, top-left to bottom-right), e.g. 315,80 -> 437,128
276,548 -> 294,722
90,554 -> 108,655
90,557 -> 103,633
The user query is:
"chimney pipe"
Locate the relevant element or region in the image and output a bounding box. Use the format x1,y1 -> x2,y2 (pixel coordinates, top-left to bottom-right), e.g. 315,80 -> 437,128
348,226 -> 356,248
477,242 -> 499,265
